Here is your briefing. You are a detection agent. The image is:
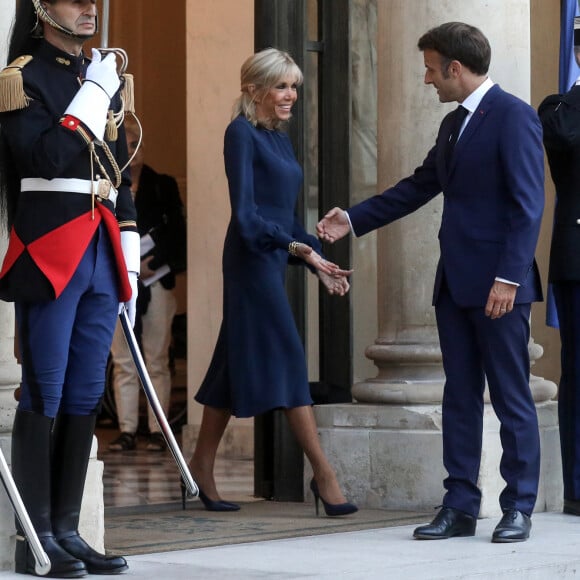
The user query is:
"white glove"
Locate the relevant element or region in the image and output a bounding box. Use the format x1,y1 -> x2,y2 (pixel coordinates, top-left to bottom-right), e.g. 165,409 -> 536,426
119,272 -> 138,327
86,49 -> 121,98
119,231 -> 140,327
64,50 -> 120,140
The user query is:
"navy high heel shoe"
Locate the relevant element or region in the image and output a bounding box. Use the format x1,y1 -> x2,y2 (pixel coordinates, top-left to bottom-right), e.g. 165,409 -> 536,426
310,478 -> 358,517
181,479 -> 240,512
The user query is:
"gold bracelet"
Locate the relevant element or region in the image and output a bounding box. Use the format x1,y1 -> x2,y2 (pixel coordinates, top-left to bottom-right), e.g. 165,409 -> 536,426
288,241 -> 300,256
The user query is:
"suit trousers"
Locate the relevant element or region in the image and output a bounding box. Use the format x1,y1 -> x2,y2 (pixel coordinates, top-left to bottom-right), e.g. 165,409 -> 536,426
110,281 -> 177,434
552,281 -> 580,500
435,281 -> 540,517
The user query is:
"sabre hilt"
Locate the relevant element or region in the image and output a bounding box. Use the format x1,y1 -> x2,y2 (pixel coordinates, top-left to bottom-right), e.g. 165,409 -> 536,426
95,47 -> 137,131
97,48 -> 129,77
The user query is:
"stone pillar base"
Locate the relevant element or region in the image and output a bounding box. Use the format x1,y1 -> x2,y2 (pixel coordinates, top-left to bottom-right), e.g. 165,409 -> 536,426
312,401 -> 562,518
79,436 -> 105,553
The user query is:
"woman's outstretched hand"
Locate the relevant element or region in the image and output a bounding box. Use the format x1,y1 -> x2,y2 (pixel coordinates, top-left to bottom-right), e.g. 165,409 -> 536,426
293,243 -> 353,278
318,270 -> 351,296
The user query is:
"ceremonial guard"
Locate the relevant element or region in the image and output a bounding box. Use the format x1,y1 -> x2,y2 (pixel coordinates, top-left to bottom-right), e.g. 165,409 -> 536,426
538,17 -> 580,518
0,0 -> 139,576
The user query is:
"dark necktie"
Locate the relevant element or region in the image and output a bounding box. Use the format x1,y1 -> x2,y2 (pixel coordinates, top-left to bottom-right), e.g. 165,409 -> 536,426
445,105 -> 469,169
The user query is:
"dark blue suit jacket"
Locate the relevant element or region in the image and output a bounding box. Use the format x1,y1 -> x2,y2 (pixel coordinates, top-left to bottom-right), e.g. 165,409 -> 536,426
348,84 -> 544,308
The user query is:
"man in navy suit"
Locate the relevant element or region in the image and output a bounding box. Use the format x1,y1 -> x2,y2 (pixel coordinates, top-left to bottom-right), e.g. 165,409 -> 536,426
317,22 -> 544,542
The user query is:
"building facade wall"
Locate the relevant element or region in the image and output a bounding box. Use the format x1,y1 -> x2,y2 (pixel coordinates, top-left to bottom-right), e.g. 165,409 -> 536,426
182,0 -> 255,454
105,0 -> 189,314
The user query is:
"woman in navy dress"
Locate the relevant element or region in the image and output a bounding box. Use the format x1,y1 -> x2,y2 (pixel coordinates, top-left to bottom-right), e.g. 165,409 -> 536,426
189,48 -> 357,516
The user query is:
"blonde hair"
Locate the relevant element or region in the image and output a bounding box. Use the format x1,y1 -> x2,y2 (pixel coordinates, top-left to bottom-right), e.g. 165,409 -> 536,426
123,113 -> 140,137
232,48 -> 303,128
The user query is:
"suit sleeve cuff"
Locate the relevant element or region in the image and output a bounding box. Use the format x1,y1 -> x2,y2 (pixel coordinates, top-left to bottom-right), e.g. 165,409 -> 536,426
344,210 -> 357,237
495,277 -> 520,287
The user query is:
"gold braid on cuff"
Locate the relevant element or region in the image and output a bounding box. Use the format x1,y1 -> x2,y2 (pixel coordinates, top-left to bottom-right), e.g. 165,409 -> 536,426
288,241 -> 300,256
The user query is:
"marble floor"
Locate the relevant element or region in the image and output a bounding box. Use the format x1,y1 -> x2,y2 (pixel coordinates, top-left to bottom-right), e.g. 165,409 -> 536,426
96,426 -> 254,511
95,357 -> 254,510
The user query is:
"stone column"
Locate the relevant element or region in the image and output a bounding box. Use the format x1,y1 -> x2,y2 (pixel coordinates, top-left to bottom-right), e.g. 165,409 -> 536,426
313,0 -> 561,518
354,0 -> 553,405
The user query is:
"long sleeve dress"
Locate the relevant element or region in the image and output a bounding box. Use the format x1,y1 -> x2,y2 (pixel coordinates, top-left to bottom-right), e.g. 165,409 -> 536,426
195,115 -> 320,418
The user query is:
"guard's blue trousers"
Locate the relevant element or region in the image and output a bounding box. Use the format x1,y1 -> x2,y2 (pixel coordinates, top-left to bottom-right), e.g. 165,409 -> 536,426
16,225 -> 119,418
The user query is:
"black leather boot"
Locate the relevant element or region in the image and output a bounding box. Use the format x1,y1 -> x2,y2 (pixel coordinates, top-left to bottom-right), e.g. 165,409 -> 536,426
12,410 -> 87,578
51,414 -> 128,575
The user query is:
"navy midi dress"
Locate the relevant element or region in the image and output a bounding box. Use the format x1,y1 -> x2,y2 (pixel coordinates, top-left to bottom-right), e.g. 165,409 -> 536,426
195,115 -> 321,418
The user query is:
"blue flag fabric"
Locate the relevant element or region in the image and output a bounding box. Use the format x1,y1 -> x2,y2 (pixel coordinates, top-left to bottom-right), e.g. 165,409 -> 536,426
546,0 -> 580,328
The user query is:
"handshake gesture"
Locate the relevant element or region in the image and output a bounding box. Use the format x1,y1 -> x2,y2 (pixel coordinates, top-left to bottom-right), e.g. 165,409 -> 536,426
288,207 -> 353,296
313,206 -> 353,295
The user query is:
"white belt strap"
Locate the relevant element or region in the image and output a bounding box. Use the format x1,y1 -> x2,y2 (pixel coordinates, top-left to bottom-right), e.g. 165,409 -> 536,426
20,178 -> 118,207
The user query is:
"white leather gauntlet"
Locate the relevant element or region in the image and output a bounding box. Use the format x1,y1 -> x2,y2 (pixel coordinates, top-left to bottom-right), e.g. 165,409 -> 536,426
64,50 -> 120,140
119,231 -> 140,326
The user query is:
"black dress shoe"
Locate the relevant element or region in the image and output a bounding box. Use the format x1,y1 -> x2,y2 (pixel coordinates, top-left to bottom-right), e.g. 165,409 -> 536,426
413,506 -> 476,540
491,509 -> 531,543
563,499 -> 580,516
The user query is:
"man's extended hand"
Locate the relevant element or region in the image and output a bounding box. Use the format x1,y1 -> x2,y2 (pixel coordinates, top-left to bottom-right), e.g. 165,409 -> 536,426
316,207 -> 350,243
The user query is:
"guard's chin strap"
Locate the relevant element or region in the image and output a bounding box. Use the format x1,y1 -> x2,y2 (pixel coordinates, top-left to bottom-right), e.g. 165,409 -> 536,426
32,0 -> 98,39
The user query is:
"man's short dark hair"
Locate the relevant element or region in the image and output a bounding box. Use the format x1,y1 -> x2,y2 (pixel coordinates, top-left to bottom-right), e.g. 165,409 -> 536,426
418,22 -> 491,76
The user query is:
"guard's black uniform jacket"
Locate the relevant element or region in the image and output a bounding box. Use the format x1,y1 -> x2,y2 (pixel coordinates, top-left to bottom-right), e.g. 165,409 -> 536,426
539,85 -> 580,282
0,40 -> 137,302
